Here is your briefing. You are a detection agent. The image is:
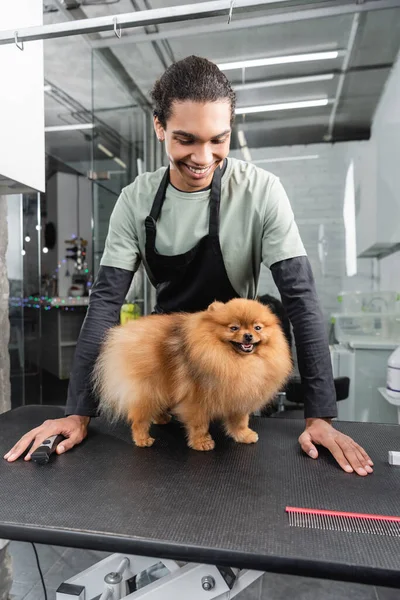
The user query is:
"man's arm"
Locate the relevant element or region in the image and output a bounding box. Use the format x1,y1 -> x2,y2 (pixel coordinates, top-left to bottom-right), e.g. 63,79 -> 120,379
4,266 -> 132,462
260,176 -> 372,475
270,256 -> 373,475
4,184 -> 141,462
270,256 -> 337,419
65,265 -> 134,417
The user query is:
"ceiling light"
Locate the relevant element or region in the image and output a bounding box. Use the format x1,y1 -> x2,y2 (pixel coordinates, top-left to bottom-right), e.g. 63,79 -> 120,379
252,155 -> 320,164
237,130 -> 247,147
44,123 -> 95,132
97,143 -> 114,158
235,98 -> 330,115
25,235 -> 31,242
218,51 -> 340,71
234,73 -> 335,91
242,146 -> 252,162
42,247 -> 49,254
113,157 -> 127,169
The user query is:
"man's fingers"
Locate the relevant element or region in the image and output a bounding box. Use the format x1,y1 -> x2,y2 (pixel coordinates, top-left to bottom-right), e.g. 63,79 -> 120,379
56,435 -> 79,454
354,443 -> 374,467
298,432 -> 318,459
24,433 -> 59,461
4,432 -> 37,462
353,447 -> 373,473
339,442 -> 370,476
5,417 -> 89,464
323,439 -> 354,473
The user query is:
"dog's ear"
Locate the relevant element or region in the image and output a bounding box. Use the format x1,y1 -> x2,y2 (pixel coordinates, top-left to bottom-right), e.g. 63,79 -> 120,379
208,301 -> 224,312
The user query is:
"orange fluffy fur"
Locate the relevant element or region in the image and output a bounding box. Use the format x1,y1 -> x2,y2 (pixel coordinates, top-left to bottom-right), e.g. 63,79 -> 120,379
93,298 -> 292,451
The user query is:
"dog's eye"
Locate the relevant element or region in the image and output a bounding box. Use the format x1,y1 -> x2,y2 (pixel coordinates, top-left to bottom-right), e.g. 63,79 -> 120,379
230,326 -> 239,332
254,325 -> 262,331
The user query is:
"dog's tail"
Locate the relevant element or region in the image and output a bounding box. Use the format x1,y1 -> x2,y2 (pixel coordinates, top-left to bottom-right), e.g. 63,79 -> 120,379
92,327 -> 136,422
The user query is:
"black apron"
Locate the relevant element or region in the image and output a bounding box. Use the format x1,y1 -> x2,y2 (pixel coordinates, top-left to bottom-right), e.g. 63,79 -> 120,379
144,163 -> 241,314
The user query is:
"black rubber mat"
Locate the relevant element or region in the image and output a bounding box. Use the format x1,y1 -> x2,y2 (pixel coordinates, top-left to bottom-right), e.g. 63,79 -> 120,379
1,406 -> 399,587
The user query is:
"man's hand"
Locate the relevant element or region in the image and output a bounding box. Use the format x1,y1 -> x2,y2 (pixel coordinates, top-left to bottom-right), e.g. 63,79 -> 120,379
299,418 -> 373,476
3,415 -> 90,462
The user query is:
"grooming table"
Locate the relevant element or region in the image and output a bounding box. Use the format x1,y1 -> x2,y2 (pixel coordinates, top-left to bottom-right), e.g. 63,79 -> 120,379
1,406 -> 400,593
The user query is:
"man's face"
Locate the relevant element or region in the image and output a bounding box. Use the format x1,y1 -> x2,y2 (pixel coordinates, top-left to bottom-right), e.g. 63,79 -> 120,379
154,100 -> 232,192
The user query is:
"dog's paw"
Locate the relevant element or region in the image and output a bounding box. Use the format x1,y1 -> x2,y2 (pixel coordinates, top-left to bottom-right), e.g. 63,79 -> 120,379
153,414 -> 171,425
189,435 -> 215,451
232,428 -> 259,444
134,436 -> 155,448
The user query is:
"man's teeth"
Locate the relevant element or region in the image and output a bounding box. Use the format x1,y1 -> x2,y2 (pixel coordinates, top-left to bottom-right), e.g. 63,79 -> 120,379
187,165 -> 210,174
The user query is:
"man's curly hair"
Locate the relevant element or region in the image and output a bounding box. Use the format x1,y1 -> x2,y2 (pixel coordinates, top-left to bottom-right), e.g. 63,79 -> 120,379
150,55 -> 236,128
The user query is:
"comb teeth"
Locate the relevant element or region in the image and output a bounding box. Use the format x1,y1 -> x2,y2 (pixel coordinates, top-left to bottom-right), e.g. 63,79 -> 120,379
286,507 -> 400,537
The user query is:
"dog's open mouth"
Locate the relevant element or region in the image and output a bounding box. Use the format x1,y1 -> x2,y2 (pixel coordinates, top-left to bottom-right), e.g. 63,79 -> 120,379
230,341 -> 259,354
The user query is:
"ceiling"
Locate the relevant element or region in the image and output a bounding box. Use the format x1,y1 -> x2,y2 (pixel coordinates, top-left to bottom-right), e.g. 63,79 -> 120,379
40,0 -> 400,166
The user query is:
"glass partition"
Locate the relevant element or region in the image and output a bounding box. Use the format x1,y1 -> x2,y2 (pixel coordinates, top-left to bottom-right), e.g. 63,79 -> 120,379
91,47 -> 158,316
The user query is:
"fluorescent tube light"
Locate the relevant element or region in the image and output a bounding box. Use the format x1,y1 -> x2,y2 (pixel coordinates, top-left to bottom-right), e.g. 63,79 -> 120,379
218,51 -> 339,71
97,143 -> 114,158
113,157 -> 127,169
235,98 -> 329,114
242,146 -> 252,162
234,73 -> 334,91
252,155 -> 320,164
237,130 -> 247,147
45,123 -> 95,132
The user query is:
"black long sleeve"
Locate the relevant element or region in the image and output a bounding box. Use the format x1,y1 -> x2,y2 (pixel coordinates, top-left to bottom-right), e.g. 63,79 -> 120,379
65,266 -> 134,417
270,256 -> 337,419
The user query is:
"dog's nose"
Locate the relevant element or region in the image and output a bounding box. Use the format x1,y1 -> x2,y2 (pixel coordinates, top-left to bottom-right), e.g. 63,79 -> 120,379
243,333 -> 253,343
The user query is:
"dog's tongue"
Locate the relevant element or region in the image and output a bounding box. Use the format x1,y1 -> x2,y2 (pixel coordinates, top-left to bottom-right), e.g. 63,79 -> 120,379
241,344 -> 253,351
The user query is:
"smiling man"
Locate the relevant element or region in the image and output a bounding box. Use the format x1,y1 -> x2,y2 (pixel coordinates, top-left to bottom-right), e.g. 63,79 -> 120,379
5,56 -> 373,477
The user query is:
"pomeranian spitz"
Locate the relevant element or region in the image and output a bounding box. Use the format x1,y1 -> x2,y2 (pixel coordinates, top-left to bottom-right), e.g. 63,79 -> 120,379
93,298 -> 292,451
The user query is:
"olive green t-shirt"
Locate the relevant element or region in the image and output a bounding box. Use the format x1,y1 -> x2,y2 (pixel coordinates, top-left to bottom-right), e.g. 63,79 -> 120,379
100,157 -> 306,298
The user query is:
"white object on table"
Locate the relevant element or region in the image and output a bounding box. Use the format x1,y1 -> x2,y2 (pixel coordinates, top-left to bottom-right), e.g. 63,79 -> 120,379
388,451 -> 400,466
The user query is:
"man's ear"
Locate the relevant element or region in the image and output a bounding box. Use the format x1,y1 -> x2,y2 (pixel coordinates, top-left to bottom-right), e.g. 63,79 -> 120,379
153,115 -> 165,142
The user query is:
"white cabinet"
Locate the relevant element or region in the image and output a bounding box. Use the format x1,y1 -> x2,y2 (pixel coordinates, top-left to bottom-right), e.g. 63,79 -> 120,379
331,343 -> 399,424
356,53 -> 400,260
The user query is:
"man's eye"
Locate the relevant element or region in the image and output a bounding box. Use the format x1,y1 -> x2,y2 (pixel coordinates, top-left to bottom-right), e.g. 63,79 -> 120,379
211,139 -> 226,144
177,139 -> 193,145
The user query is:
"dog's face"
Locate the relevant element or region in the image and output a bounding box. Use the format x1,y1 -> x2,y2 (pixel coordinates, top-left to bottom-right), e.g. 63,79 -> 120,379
206,298 -> 278,355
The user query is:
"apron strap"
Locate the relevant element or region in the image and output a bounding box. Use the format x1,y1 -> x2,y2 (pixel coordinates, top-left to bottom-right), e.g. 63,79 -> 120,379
208,162 -> 222,237
149,167 -> 170,221
146,162 -> 223,237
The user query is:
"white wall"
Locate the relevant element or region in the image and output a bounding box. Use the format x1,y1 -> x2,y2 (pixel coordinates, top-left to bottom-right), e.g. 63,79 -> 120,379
371,50 -> 400,290
0,0 -> 45,192
230,142 -> 375,324
380,251 -> 400,292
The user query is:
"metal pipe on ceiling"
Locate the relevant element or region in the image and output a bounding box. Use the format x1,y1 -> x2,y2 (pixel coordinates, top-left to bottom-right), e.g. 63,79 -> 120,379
0,0 -> 292,45
89,0 -> 400,49
326,12 -> 361,141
